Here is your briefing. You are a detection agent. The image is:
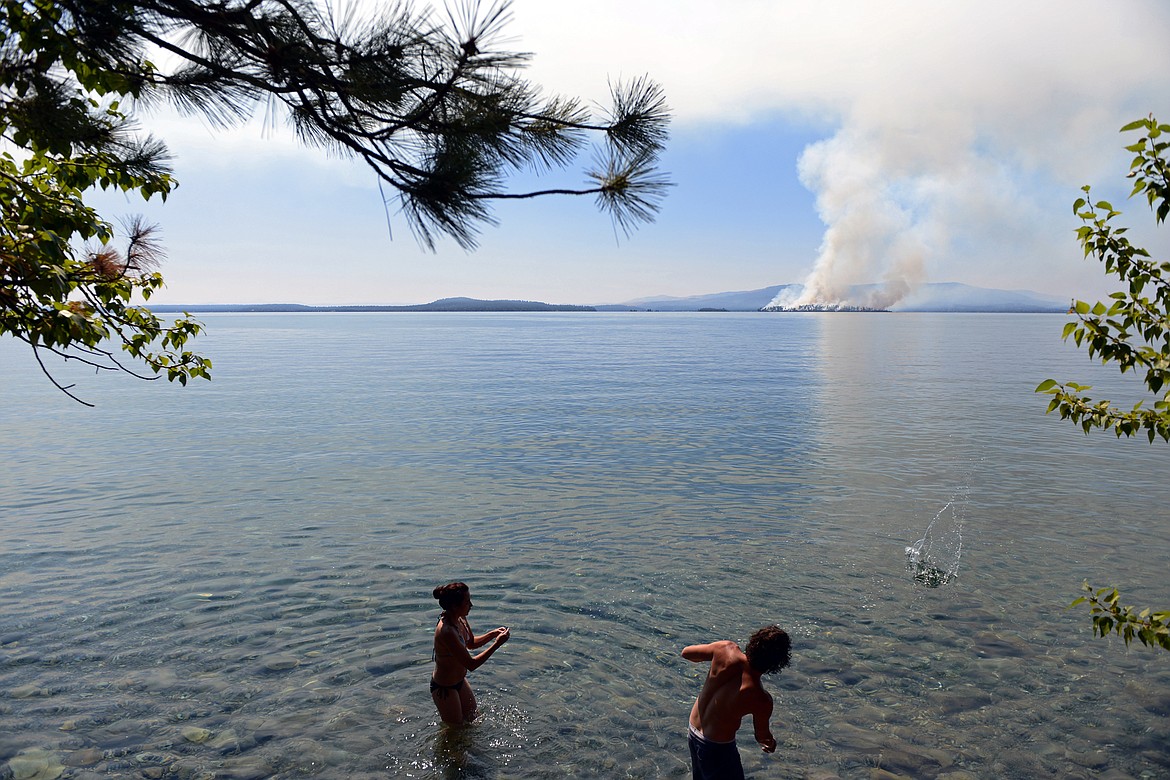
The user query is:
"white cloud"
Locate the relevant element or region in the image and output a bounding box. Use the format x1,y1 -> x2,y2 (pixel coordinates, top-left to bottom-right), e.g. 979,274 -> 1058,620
507,0 -> 1170,304
510,1 -> 1167,133
120,0 -> 1170,303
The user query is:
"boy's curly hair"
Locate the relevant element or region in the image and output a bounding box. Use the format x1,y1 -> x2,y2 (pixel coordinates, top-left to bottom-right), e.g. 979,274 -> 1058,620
745,625 -> 791,675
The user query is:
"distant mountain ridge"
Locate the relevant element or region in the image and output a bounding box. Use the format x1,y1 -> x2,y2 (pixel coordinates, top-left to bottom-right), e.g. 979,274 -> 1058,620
147,283 -> 1070,314
892,283 -> 1068,312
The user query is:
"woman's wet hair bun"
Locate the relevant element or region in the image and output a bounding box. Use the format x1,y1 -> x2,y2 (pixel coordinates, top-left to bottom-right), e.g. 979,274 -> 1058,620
433,581 -> 469,610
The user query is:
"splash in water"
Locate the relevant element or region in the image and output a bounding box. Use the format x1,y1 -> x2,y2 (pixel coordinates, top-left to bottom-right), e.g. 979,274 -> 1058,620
905,493 -> 965,588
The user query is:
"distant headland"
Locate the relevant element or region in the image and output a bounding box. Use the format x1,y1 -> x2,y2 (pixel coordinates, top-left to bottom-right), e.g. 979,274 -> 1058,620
148,297 -> 596,313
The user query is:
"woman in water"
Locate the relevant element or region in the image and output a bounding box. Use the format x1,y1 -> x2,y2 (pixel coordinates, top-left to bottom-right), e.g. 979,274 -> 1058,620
431,581 -> 510,725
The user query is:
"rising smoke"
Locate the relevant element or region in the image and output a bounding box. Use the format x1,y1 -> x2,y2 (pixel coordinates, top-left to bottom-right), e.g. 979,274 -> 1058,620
769,130 -> 933,309
757,1 -> 1170,311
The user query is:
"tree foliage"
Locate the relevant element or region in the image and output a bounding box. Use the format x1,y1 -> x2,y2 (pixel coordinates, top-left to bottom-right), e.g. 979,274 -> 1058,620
1,0 -> 671,403
1071,582 -> 1170,652
1035,116 -> 1170,441
1036,115 -> 1169,652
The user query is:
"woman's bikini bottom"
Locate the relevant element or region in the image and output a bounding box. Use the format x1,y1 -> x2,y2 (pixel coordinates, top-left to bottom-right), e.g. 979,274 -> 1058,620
430,677 -> 466,699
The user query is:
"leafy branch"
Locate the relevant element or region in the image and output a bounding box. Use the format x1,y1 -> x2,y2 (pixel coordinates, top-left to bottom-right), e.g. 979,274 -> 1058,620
1036,115 -> 1170,653
1036,116 -> 1170,442
1071,582 -> 1170,651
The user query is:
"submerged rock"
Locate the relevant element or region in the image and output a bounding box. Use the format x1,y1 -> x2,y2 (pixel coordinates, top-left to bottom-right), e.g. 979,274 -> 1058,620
207,729 -> 253,754
10,684 -> 47,699
7,749 -> 65,780
181,726 -> 213,744
62,749 -> 103,767
219,756 -> 272,780
260,655 -> 299,672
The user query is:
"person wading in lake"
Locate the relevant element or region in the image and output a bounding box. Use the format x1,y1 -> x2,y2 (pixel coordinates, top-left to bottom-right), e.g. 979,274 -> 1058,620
682,625 -> 791,780
430,582 -> 510,725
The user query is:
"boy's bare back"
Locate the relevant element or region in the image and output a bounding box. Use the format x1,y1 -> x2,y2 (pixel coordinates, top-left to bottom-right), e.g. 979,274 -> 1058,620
683,640 -> 776,750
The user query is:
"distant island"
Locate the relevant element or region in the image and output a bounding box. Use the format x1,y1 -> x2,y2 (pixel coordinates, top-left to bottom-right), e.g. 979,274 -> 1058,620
148,283 -> 1072,314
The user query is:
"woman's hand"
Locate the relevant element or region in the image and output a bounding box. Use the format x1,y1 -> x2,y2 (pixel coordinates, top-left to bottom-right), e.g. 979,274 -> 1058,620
495,627 -> 510,645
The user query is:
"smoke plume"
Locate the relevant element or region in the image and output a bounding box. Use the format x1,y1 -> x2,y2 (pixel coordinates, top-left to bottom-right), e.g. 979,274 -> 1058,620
776,129 -> 934,308
746,1 -> 1170,310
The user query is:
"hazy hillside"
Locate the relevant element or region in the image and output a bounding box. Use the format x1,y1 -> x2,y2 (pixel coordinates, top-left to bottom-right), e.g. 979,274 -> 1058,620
892,283 -> 1067,312
607,282 -> 1068,312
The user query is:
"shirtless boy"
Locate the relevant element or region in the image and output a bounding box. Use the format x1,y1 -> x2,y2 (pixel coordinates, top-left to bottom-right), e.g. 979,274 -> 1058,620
682,625 -> 791,780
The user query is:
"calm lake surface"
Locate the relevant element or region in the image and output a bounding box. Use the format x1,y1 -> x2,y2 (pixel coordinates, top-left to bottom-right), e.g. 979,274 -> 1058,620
1,312 -> 1168,780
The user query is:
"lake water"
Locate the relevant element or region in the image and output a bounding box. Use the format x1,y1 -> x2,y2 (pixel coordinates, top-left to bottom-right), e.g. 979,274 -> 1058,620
1,312 -> 1168,780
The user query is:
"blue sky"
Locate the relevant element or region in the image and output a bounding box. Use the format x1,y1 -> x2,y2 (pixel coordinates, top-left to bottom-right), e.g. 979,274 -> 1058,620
94,0 -> 1170,306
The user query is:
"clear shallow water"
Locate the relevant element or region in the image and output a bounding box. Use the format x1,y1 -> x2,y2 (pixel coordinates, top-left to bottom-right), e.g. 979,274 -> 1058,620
1,312 -> 1168,779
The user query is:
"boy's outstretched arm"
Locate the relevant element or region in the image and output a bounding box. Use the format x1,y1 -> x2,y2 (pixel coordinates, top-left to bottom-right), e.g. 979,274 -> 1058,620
683,640 -> 734,664
682,640 -> 735,663
681,642 -> 717,662
752,697 -> 776,753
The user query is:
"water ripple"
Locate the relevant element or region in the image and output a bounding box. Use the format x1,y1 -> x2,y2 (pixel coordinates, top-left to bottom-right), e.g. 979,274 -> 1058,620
1,314 -> 1169,778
